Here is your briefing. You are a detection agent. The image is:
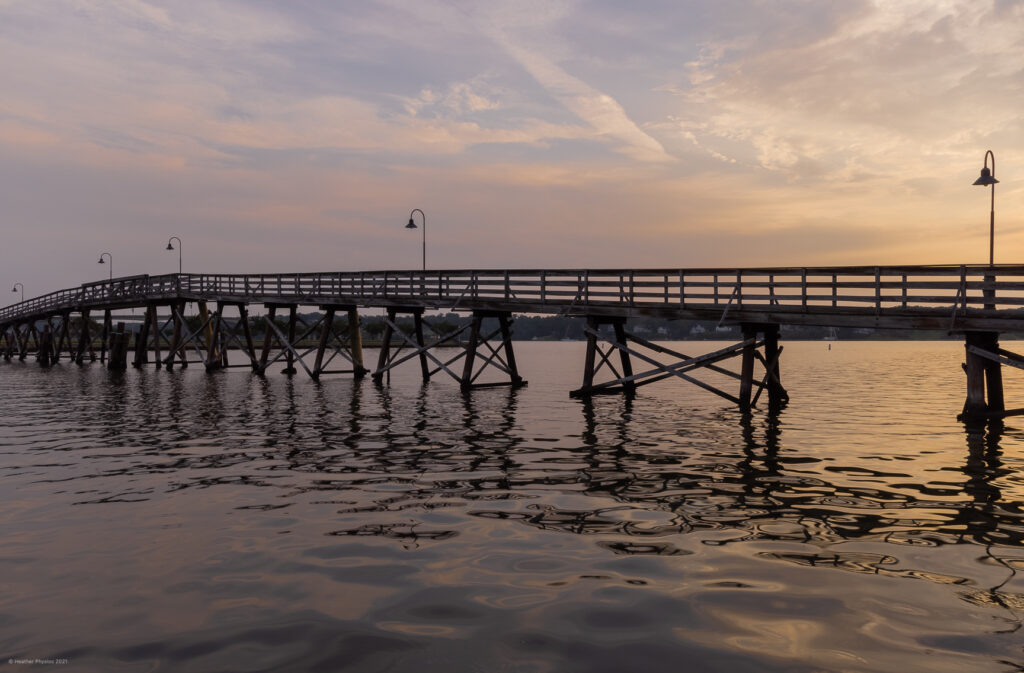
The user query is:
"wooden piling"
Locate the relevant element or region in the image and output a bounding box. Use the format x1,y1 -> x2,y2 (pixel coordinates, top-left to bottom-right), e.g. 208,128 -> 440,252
961,331 -> 1004,421
74,309 -> 92,365
100,310 -> 111,363
108,322 -> 129,371
36,325 -> 54,366
133,308 -> 152,368
312,307 -> 336,380
206,305 -> 222,371
257,305 -> 278,375
284,305 -> 297,375
739,325 -> 757,412
237,304 -> 258,371
612,320 -> 635,396
348,308 -> 366,378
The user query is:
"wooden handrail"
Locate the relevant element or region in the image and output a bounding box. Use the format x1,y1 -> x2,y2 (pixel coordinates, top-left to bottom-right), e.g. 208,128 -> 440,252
3,265 -> 1024,328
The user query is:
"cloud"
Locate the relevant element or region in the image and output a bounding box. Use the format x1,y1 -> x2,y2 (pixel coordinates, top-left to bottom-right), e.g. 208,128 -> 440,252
475,7 -> 673,163
666,0 -> 1024,187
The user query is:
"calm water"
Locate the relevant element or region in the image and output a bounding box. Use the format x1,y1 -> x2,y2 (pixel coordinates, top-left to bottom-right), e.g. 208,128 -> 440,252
1,341 -> 1023,672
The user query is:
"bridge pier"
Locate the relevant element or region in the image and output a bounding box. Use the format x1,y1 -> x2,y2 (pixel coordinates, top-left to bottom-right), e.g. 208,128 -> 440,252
571,318 -> 788,411
18,323 -> 34,361
372,308 -> 525,389
459,311 -> 525,390
36,325 -> 54,366
373,307 -> 429,383
107,322 -> 129,371
2,329 -> 12,361
311,305 -> 367,380
958,331 -> 1024,422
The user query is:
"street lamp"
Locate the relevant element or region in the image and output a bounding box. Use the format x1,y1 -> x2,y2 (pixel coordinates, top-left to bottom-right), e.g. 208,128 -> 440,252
11,283 -> 23,302
405,208 -> 426,270
973,150 -> 999,266
97,252 -> 112,281
166,236 -> 182,274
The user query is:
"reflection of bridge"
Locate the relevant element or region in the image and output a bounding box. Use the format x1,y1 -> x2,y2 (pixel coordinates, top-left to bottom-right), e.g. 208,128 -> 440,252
3,266 -> 1024,418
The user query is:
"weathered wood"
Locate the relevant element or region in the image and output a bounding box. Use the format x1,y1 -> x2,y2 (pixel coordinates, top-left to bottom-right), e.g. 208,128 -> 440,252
263,314 -> 316,379
206,305 -> 223,371
74,309 -> 91,364
257,305 -> 278,375
348,308 -> 366,378
456,311 -> 524,390
612,321 -> 635,395
284,305 -> 297,375
413,312 -> 429,381
108,322 -> 129,371
961,332 -> 995,420
461,314 -> 481,386
132,307 -> 152,368
373,310 -> 465,383
37,325 -> 53,366
312,307 -> 336,379
237,304 -> 258,371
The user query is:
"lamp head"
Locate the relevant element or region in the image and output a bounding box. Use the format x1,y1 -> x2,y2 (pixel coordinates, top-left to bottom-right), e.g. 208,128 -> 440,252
97,257 -> 105,264
405,218 -> 418,229
973,166 -> 999,186
166,242 -> 175,250
11,286 -> 16,292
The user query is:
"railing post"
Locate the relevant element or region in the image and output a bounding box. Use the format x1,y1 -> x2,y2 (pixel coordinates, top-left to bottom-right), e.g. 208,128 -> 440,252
874,267 -> 881,313
960,265 -> 968,311
984,266 -> 996,311
736,270 -> 742,307
801,269 -> 807,309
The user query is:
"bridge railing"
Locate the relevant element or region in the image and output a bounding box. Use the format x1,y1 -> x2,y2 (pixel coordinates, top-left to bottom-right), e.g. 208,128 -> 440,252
4,265 -> 1024,326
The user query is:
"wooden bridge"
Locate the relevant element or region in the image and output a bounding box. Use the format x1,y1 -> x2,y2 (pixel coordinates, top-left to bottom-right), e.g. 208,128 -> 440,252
4,265 -> 1024,420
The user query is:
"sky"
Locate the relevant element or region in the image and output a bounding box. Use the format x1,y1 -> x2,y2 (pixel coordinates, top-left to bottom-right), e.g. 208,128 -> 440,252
2,0 -> 1023,299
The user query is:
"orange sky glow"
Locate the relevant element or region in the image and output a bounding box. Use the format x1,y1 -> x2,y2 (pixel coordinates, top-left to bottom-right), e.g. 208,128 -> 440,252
1,0 -> 1022,298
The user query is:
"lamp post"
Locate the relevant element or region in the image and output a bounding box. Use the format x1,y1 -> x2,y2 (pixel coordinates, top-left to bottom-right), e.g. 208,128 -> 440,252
97,252 -> 112,281
973,150 -> 999,266
166,236 -> 182,274
11,283 -> 23,302
405,208 -> 426,270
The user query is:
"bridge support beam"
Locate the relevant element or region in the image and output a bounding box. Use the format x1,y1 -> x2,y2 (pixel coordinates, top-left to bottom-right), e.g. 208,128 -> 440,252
99,310 -> 111,364
371,309 -> 524,389
74,309 -> 95,365
459,311 -> 525,391
18,323 -> 35,361
163,302 -> 187,369
571,318 -> 788,412
372,307 -> 429,383
310,305 -> 368,380
132,307 -> 153,368
207,302 -> 260,373
2,329 -> 14,361
36,324 -> 54,366
107,322 -> 130,371
958,331 -> 1024,422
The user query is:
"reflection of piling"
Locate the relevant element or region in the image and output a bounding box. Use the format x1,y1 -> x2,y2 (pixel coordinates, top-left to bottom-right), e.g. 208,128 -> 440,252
107,322 -> 129,371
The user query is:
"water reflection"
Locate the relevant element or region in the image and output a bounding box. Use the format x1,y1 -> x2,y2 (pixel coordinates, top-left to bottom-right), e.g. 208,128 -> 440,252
3,347 -> 1024,671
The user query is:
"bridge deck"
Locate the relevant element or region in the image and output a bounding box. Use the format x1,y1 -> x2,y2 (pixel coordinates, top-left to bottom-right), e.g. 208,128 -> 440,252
4,265 -> 1024,332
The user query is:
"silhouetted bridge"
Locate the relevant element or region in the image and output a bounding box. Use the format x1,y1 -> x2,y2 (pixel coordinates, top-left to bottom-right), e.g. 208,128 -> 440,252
4,265 -> 1024,420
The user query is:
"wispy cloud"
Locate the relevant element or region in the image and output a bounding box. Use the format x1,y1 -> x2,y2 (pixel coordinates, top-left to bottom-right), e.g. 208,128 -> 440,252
1,0 -> 1022,296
